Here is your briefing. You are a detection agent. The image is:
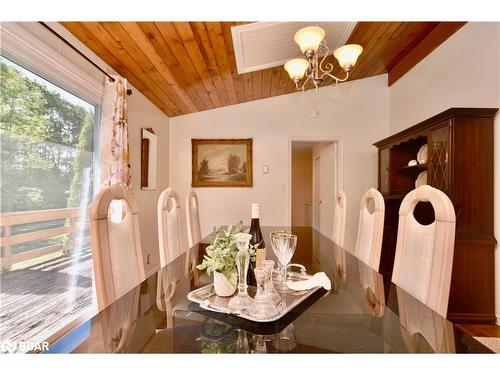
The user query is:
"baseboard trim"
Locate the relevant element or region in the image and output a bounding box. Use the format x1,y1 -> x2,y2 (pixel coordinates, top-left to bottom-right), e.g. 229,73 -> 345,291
447,312 -> 497,323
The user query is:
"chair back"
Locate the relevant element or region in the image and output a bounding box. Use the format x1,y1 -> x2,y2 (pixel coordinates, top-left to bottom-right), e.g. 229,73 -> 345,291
354,188 -> 385,270
397,287 -> 456,353
332,190 -> 347,247
157,188 -> 184,267
358,262 -> 385,317
186,189 -> 202,248
392,185 -> 456,317
90,184 -> 145,311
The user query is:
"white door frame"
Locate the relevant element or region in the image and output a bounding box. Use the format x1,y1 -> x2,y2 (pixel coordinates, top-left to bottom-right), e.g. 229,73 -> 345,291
287,136 -> 344,227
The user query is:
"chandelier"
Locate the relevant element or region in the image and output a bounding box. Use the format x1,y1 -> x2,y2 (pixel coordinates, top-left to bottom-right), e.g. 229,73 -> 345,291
284,26 -> 363,92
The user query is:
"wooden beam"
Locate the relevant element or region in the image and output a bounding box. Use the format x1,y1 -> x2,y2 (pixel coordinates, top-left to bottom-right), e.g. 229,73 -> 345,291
1,207 -> 85,225
9,244 -> 62,264
388,22 -> 466,86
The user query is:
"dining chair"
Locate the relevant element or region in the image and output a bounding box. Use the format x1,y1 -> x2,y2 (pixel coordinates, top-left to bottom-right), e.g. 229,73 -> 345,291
358,262 -> 385,317
354,188 -> 385,270
156,258 -> 182,328
397,287 -> 456,353
331,190 -> 347,247
90,183 -> 146,311
391,185 -> 456,317
185,189 -> 202,286
156,187 -> 192,327
86,286 -> 141,353
333,242 -> 347,283
157,187 -> 185,267
186,189 -> 202,248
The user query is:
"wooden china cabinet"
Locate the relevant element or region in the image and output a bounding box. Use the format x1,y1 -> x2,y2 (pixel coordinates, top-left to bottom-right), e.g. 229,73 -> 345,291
374,107 -> 498,323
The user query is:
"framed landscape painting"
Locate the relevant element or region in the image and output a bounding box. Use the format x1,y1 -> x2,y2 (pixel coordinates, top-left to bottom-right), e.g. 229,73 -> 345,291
191,138 -> 253,187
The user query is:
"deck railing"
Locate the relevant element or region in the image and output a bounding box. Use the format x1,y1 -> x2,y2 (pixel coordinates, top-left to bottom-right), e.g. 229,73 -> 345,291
0,207 -> 91,270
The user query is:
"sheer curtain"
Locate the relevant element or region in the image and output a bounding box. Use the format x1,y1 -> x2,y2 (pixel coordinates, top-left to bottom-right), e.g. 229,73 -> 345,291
89,76 -> 141,350
98,75 -> 132,224
99,75 -> 131,189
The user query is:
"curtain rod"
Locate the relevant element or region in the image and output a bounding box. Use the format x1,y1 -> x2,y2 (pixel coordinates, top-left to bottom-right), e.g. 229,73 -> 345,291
38,22 -> 132,96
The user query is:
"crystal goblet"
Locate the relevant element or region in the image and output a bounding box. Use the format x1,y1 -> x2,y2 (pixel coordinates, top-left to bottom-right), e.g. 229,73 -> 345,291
270,231 -> 297,293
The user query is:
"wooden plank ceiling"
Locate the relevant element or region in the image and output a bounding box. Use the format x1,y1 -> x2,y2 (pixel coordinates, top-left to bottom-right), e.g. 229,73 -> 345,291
62,22 -> 465,117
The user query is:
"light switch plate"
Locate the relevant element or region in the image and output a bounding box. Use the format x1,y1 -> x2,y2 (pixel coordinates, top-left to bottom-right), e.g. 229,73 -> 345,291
263,165 -> 269,174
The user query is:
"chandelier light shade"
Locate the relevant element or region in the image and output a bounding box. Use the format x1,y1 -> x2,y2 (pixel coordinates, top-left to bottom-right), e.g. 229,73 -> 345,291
285,25 -> 363,92
333,44 -> 364,71
284,58 -> 310,81
294,26 -> 326,56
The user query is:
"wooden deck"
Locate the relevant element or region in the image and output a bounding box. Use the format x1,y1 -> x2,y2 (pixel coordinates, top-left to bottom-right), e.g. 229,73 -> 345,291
0,247 -> 94,352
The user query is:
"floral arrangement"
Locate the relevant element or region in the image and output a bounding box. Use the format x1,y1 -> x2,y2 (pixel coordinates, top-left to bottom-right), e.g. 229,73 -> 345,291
196,221 -> 257,282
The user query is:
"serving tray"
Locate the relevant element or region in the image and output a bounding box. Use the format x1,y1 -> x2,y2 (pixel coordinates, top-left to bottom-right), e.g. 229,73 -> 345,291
187,278 -> 324,323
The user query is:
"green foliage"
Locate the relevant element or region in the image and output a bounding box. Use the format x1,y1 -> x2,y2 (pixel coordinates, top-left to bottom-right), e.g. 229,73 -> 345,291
67,112 -> 94,208
0,58 -> 95,214
196,221 -> 257,281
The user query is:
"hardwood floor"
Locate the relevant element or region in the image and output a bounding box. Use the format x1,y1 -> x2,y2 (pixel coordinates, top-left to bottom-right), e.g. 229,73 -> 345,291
457,324 -> 500,338
0,247 -> 93,352
458,324 -> 500,353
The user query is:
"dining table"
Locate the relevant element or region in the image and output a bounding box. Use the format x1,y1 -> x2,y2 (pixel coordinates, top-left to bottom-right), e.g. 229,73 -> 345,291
49,226 -> 493,354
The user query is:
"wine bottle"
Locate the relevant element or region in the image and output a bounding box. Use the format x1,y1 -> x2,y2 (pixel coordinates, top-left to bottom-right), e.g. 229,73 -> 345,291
247,203 -> 266,286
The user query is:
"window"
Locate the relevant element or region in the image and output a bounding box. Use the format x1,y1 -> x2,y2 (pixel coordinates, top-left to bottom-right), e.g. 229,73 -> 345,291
0,54 -> 98,352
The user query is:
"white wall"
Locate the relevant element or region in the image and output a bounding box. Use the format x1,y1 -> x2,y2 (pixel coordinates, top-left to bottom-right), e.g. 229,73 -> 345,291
54,23 -> 171,275
126,91 -> 169,273
389,22 -> 500,323
170,74 -> 390,251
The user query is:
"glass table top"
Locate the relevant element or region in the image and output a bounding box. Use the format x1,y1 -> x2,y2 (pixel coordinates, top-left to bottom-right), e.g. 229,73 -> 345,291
51,227 -> 493,354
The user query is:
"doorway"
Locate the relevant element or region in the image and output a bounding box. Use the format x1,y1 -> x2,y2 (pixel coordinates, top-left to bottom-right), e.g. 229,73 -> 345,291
290,140 -> 338,237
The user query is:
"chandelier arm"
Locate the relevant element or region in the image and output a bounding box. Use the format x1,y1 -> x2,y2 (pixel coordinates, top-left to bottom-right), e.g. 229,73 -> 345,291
320,70 -> 350,85
319,46 -> 334,75
318,40 -> 330,58
296,75 -> 312,91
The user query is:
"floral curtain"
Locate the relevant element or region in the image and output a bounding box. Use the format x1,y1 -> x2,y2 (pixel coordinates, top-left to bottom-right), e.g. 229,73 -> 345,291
99,75 -> 131,189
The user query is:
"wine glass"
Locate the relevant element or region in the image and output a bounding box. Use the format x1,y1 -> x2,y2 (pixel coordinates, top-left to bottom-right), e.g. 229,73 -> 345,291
270,230 -> 297,293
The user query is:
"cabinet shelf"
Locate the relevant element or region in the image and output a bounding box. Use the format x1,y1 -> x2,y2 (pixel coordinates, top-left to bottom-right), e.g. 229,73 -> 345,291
395,163 -> 427,171
383,192 -> 409,200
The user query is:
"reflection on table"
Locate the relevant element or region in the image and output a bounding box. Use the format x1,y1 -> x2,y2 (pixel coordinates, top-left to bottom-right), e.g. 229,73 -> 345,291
53,227 -> 492,354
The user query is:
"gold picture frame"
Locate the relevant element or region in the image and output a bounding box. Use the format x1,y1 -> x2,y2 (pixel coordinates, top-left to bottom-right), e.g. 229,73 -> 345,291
191,138 -> 253,187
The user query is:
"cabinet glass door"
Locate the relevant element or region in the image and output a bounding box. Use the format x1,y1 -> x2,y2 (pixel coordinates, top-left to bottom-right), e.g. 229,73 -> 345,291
380,147 -> 390,195
429,123 -> 451,192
